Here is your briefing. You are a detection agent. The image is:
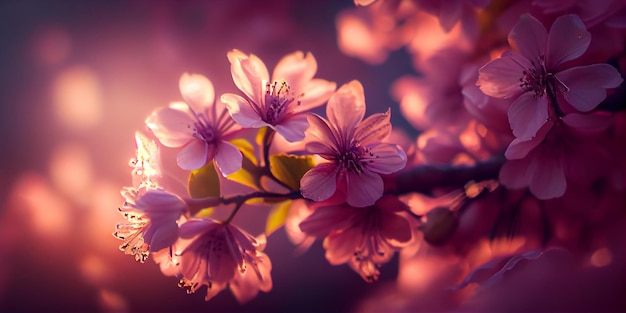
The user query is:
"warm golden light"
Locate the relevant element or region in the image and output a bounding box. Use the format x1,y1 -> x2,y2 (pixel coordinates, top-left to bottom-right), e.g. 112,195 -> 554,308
48,142 -> 94,205
52,65 -> 103,131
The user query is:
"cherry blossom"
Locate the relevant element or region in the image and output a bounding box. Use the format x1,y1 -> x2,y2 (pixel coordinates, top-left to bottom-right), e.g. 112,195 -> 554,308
221,49 -> 336,142
300,80 -> 407,207
477,14 -> 623,140
114,188 -> 187,262
175,218 -> 272,303
299,195 -> 412,281
146,73 -> 243,175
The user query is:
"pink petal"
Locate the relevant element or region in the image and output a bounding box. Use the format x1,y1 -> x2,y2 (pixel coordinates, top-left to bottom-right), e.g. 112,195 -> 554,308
546,15 -> 590,69
149,222 -> 179,252
300,163 -> 339,202
345,170 -> 383,207
326,80 -> 366,139
272,51 -> 317,94
177,139 -> 209,170
504,121 -> 552,159
145,106 -> 194,148
477,53 -> 527,99
364,143 -> 407,174
508,92 -> 549,139
380,211 -> 412,244
305,114 -> 340,150
437,0 -> 462,32
556,64 -> 623,112
562,112 -> 613,133
227,49 -> 269,105
135,189 -> 184,214
299,204 -> 358,238
221,93 -> 266,128
355,108 -> 391,145
528,147 -> 566,199
305,141 -> 337,160
507,14 -> 547,62
179,73 -> 215,111
214,140 -> 243,176
275,114 -> 308,142
498,159 -> 530,189
295,79 -> 337,113
229,252 -> 272,303
179,219 -> 215,238
325,226 -> 362,265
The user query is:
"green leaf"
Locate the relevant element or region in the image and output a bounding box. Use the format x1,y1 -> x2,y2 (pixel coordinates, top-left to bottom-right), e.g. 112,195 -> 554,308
230,138 -> 257,166
195,207 -> 214,218
265,200 -> 291,236
270,154 -> 316,191
188,161 -> 221,198
226,150 -> 263,190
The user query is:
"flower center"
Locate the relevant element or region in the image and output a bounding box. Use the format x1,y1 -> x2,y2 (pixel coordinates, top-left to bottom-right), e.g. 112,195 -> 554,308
189,115 -> 216,143
264,80 -> 296,124
520,56 -> 549,98
337,144 -> 377,175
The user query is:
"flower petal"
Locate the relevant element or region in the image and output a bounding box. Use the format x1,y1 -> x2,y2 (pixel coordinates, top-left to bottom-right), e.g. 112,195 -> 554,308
508,92 -> 548,139
499,158 -> 531,189
305,114 -> 340,150
504,121 -> 552,159
148,221 -> 179,252
221,93 -> 267,128
381,211 -> 412,244
477,53 -> 527,99
325,226 -> 362,265
300,163 -> 339,202
179,73 -> 215,111
145,106 -> 194,148
364,143 -> 407,174
345,170 -> 383,207
547,15 -> 590,68
355,108 -> 392,145
327,80 -> 366,139
508,14 -> 547,62
214,140 -> 243,176
272,51 -> 317,94
295,79 -> 337,113
227,49 -> 269,104
275,114 -> 308,142
528,147 -> 566,199
177,139 -> 209,170
299,204 -> 357,238
556,64 -> 623,112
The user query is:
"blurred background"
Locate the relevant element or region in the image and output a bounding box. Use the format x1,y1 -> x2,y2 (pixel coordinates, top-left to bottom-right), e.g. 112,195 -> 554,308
0,0 -> 417,312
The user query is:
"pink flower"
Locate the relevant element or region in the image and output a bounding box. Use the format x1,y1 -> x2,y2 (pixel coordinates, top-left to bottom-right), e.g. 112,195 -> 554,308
114,188 -> 187,261
500,113 -> 613,199
176,218 -> 272,303
221,49 -> 336,142
477,14 -> 623,140
146,73 -> 243,174
299,195 -> 412,282
299,80 -> 407,207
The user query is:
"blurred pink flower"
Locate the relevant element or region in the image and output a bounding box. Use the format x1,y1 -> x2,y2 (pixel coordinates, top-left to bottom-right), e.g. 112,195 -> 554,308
176,218 -> 272,303
477,14 -> 623,140
300,80 -> 407,207
114,188 -> 187,261
416,0 -> 491,32
221,49 -> 336,142
500,113 -> 613,199
146,73 -> 243,174
299,195 -> 412,282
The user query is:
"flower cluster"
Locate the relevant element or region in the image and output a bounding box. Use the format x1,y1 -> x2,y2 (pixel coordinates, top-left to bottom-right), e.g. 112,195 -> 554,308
113,0 -> 626,309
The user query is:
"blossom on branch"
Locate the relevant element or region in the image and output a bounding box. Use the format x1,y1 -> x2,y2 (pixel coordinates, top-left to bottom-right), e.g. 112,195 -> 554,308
299,195 -> 412,282
299,80 -> 407,207
221,49 -> 336,142
477,14 -> 623,140
146,73 -> 243,175
175,218 -> 272,303
114,188 -> 187,262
